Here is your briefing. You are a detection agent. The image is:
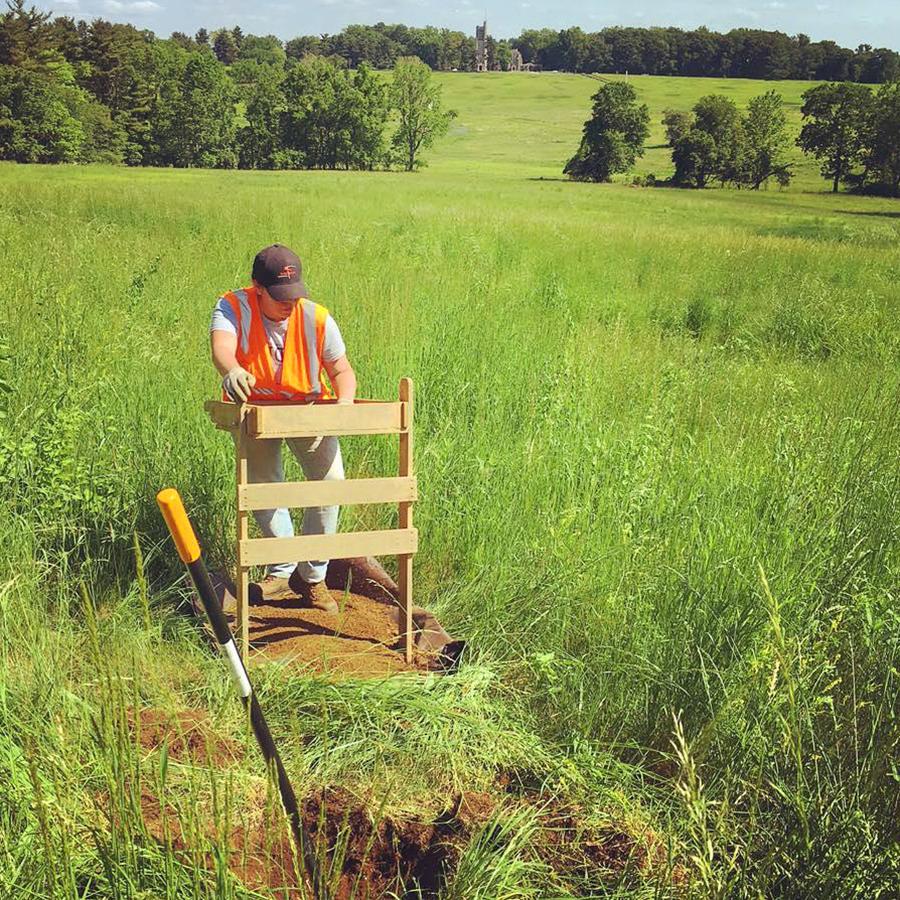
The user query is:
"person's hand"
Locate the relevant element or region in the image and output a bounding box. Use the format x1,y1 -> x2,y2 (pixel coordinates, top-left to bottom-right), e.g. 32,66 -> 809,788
222,366 -> 256,402
337,397 -> 354,405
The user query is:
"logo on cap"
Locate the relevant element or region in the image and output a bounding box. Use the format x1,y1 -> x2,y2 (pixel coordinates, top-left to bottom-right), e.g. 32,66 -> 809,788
278,265 -> 298,280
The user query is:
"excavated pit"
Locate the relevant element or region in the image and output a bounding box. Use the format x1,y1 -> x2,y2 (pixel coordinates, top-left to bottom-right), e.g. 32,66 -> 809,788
204,557 -> 464,678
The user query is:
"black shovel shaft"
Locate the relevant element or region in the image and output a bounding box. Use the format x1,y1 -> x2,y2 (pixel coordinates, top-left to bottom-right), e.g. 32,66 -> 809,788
157,488 -> 322,898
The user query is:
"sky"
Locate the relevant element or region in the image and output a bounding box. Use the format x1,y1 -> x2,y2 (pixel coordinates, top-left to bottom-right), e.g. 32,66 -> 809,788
36,0 -> 900,51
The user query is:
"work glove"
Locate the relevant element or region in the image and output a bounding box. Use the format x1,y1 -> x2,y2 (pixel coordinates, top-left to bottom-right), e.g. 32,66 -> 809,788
222,366 -> 256,403
337,397 -> 354,405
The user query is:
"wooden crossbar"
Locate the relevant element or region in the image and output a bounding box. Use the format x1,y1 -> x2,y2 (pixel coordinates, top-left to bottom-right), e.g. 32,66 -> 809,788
250,402 -> 405,438
204,400 -> 407,438
239,528 -> 418,567
239,476 -> 417,511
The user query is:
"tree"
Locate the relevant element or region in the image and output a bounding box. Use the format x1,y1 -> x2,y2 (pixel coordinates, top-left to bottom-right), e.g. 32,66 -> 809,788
0,0 -> 53,70
864,80 -> 900,195
797,82 -> 874,192
281,54 -> 388,169
738,90 -> 792,188
0,64 -> 83,161
170,32 -> 195,51
157,52 -> 236,167
692,94 -> 743,184
661,107 -> 691,146
564,81 -> 649,182
389,55 -> 454,171
672,128 -> 717,187
194,28 -> 208,47
285,35 -> 321,60
212,28 -> 238,65
237,64 -> 283,169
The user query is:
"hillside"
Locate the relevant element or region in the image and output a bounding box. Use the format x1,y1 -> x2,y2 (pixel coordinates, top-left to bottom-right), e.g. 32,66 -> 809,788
433,72 -> 829,185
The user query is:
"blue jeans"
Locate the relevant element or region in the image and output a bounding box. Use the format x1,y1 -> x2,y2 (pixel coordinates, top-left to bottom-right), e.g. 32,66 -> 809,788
245,435 -> 344,583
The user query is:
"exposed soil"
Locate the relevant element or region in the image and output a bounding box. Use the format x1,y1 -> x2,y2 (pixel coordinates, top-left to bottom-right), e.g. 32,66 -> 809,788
206,561 -> 461,679
129,749 -> 672,899
132,778 -> 496,898
245,589 -> 434,678
127,707 -> 242,767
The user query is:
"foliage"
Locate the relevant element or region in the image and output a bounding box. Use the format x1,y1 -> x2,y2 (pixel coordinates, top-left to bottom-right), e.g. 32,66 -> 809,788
797,81 -> 875,192
0,64 -> 84,161
389,55 -> 455,171
280,55 -> 388,170
738,90 -> 792,188
211,27 -> 237,65
564,81 -> 649,182
661,106 -> 691,146
672,126 -> 718,187
237,64 -> 283,170
863,80 -> 900,196
154,51 -> 236,168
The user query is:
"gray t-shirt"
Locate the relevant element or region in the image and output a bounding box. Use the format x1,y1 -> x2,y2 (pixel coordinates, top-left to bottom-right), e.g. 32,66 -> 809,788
210,297 -> 346,378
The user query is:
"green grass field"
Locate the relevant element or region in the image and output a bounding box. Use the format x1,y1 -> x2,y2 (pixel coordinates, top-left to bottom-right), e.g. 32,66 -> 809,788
433,72 -> 825,184
0,72 -> 898,897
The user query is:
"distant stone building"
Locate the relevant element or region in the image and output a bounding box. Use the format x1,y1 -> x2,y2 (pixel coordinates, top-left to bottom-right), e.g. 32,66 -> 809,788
509,48 -> 523,71
475,21 -> 488,72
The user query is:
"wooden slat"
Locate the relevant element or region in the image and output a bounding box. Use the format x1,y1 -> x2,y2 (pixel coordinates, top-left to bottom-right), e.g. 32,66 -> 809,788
239,476 -> 417,511
249,402 -> 404,438
240,528 -> 418,567
205,400 -> 244,431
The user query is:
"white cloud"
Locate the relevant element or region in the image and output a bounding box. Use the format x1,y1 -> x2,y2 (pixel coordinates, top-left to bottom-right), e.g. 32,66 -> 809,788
104,0 -> 162,11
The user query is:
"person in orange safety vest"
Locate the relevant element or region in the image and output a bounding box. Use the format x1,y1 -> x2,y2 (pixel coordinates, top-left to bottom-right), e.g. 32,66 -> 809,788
210,244 -> 357,613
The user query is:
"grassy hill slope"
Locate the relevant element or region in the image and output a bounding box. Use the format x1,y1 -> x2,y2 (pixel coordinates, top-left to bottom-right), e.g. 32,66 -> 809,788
433,72 -> 826,185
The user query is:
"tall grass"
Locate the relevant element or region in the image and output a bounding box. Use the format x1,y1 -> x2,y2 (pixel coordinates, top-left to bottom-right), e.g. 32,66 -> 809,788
1,148 -> 897,896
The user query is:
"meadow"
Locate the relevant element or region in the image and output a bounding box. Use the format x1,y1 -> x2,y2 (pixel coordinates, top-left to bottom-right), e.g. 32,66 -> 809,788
0,73 -> 898,897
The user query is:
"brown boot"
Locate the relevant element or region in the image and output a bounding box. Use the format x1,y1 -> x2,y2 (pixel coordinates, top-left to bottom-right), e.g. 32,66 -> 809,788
248,574 -> 290,604
289,569 -> 338,614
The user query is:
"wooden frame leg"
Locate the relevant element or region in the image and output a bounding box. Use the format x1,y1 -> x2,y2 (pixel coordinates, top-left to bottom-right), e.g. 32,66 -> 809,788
234,419 -> 250,659
398,378 -> 414,663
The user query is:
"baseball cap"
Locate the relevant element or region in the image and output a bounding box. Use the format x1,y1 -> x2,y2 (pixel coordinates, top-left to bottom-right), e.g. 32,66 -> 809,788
252,244 -> 309,301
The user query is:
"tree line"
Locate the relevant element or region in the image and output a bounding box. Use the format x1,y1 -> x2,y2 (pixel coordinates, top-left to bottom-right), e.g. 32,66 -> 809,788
513,27 -> 897,83
0,2 -> 453,169
565,80 -> 900,196
206,22 -> 897,83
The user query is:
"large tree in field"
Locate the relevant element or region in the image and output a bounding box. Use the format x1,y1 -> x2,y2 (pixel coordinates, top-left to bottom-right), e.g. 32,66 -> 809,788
389,56 -> 454,171
739,90 -> 792,188
672,93 -> 744,187
564,81 -> 649,182
864,80 -> 900,196
797,82 -> 874,192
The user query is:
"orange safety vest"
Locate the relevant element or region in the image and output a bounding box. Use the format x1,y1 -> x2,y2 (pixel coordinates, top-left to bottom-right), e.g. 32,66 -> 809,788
221,285 -> 334,402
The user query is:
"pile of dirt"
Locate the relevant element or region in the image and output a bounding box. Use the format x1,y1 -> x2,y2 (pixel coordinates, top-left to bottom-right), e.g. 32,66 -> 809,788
127,707 -> 242,767
206,557 -> 463,679
131,780 -> 495,898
